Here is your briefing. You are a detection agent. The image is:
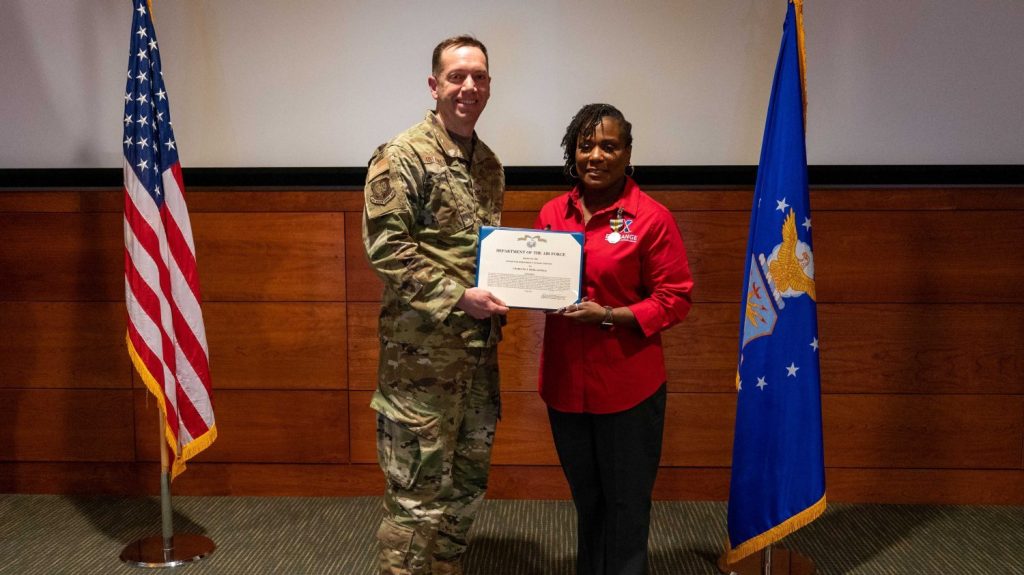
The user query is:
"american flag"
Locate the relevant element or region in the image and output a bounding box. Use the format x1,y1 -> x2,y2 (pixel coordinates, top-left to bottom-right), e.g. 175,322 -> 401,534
123,0 -> 216,479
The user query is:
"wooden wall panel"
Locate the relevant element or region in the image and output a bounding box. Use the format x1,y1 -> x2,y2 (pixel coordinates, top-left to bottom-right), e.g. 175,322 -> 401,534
652,468 -> 733,501
142,462 -> 384,497
202,302 -> 346,390
819,304 -> 1024,395
496,309 -> 545,393
0,302 -> 129,389
664,303 -> 1024,395
0,389 -> 135,461
0,212 -> 123,301
813,211 -> 1024,303
2,186 -> 1022,504
0,190 -> 87,213
672,210 -> 1024,304
3,462 -> 1021,504
488,465 -> 571,499
135,389 -> 349,464
660,394 -> 737,467
491,391 -> 558,465
348,303 -> 380,390
673,212 -> 748,303
344,211 -> 381,303
0,462 -> 143,495
663,305 -> 737,393
823,468 -> 1024,505
193,212 -> 345,302
349,391 -> 376,463
823,394 -> 1024,469
499,212 -> 537,228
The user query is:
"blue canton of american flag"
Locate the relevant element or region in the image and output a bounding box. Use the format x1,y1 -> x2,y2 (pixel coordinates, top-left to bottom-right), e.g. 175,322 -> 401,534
123,0 -> 216,480
123,1 -> 178,203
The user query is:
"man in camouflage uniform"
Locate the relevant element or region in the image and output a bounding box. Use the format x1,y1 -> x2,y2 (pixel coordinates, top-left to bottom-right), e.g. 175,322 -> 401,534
362,35 -> 507,575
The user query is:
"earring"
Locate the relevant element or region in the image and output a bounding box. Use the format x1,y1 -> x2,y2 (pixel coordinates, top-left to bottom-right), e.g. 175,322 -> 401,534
625,165 -> 635,177
568,165 -> 579,179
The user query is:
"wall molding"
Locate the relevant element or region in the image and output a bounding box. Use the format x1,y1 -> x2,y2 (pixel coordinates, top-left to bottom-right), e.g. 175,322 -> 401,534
2,165 -> 1023,189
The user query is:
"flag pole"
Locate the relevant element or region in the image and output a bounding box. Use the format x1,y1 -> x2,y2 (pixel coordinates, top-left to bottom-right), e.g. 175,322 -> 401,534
119,411 -> 216,568
159,416 -> 175,555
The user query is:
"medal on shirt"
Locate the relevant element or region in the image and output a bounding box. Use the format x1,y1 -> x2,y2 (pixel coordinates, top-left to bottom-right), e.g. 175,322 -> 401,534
606,207 -> 625,244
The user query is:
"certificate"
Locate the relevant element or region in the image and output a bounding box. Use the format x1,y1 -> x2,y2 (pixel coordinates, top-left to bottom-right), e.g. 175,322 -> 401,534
476,226 -> 584,310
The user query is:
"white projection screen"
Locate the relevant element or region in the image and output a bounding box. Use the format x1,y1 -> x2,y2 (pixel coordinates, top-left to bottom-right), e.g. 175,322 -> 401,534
1,0 -> 1022,169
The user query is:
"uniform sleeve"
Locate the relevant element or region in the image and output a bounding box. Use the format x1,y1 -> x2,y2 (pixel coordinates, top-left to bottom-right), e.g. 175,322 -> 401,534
362,144 -> 465,323
626,207 -> 694,338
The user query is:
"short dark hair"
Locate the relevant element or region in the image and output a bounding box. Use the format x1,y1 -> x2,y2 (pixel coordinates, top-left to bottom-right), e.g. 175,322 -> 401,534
432,35 -> 489,76
560,103 -> 633,182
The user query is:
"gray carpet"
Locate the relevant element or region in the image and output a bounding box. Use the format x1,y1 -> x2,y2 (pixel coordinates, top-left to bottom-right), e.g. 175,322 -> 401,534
0,495 -> 1021,574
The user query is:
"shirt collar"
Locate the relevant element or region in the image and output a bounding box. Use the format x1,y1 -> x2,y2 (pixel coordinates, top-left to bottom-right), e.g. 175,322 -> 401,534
425,111 -> 474,163
565,176 -> 641,220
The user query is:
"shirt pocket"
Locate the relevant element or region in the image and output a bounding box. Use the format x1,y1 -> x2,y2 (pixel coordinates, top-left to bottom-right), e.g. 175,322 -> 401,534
425,166 -> 475,235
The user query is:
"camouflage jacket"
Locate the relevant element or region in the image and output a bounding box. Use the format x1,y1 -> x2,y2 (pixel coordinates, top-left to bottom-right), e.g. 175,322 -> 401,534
362,111 -> 505,348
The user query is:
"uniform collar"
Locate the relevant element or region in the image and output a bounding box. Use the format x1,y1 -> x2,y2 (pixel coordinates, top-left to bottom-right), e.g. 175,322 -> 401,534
565,176 -> 641,220
425,111 -> 475,163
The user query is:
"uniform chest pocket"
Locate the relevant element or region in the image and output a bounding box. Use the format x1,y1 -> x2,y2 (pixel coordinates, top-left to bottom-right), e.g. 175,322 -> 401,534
425,168 -> 475,235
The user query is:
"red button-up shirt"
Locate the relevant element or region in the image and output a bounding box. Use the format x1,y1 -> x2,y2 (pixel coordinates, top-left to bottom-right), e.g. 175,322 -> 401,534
534,178 -> 694,414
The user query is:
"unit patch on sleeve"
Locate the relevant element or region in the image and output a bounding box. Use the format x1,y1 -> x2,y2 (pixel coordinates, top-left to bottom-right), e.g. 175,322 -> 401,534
369,176 -> 394,205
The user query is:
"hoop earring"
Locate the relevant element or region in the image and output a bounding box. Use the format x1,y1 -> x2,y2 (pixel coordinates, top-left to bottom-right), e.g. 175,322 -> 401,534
625,165 -> 635,177
568,165 -> 579,179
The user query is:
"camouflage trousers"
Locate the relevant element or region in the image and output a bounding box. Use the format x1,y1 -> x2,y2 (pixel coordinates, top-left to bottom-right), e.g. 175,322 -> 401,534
371,340 -> 500,575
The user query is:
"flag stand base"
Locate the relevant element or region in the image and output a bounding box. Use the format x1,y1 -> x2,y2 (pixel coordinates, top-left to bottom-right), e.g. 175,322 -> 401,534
120,416 -> 216,568
719,546 -> 817,575
120,534 -> 215,568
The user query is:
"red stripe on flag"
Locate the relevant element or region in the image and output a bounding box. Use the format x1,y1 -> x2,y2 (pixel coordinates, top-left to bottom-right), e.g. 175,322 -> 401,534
164,213 -> 202,303
165,163 -> 203,300
170,305 -> 213,393
176,383 -> 212,440
125,311 -> 181,431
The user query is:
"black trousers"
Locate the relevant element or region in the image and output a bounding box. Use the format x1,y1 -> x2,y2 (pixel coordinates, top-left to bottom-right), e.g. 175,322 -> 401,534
547,384 -> 667,575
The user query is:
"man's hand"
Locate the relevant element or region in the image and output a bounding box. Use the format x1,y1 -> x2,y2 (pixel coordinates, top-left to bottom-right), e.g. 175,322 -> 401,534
456,288 -> 509,319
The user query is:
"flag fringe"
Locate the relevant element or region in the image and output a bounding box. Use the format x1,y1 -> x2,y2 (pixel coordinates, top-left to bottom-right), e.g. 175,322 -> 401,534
723,493 -> 827,565
126,332 -> 216,480
791,0 -> 808,130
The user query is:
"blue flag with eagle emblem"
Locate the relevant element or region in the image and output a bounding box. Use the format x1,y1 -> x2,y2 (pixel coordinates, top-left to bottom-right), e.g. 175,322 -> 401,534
724,0 -> 826,564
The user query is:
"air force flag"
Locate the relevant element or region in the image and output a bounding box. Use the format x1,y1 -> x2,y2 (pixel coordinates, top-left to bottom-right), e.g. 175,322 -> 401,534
725,0 -> 826,564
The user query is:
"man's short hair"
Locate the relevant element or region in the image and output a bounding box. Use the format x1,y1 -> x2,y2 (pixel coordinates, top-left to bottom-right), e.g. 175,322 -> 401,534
432,35 -> 489,76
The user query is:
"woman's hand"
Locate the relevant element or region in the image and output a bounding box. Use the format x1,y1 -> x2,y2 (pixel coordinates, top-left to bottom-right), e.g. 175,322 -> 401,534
555,297 -> 605,324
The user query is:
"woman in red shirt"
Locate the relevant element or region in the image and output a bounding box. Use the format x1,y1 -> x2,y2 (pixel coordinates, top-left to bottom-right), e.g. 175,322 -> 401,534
535,103 -> 694,575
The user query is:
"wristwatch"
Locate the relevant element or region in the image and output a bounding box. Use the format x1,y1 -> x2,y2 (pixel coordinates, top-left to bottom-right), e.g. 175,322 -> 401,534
600,305 -> 614,329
